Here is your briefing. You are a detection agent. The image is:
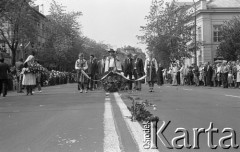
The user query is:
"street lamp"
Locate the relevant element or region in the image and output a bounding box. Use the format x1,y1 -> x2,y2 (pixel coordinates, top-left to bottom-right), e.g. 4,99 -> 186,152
193,0 -> 197,65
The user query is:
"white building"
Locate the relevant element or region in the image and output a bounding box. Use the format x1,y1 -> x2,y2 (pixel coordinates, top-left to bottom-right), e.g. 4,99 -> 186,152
181,0 -> 240,66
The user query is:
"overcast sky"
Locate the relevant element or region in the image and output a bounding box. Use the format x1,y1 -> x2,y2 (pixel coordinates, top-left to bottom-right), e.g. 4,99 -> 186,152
35,0 -> 194,51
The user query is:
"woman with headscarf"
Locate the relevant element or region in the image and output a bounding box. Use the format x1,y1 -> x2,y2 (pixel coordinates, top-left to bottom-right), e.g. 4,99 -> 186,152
144,51 -> 158,92
22,55 -> 36,95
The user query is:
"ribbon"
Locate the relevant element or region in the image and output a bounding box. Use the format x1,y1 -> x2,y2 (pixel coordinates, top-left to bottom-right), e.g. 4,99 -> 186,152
80,70 -> 146,82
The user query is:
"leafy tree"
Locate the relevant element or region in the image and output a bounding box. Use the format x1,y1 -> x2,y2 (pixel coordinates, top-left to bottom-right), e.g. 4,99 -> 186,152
0,0 -> 38,65
36,0 -> 83,71
216,16 -> 240,61
138,0 -> 193,67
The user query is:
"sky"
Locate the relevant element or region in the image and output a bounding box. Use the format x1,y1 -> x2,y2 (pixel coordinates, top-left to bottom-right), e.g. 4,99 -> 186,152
35,0 -> 194,51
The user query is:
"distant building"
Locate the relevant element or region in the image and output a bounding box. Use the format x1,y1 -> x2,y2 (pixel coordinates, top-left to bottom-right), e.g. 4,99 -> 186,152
180,0 -> 240,66
0,4 -> 48,64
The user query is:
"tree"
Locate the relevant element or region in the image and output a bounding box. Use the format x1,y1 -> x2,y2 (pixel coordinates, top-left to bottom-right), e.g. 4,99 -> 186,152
36,0 -> 83,71
138,0 -> 193,67
0,0 -> 38,65
216,16 -> 240,61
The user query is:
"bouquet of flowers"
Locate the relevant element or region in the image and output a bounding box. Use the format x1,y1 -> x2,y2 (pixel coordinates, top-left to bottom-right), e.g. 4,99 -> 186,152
22,63 -> 49,74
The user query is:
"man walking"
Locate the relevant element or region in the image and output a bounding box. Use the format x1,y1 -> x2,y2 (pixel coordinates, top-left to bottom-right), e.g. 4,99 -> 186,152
133,54 -> 144,91
124,53 -> 134,91
88,55 -> 98,91
0,54 -> 10,97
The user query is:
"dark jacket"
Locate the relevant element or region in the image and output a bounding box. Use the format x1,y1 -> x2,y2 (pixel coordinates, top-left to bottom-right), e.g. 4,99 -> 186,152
124,57 -> 134,75
134,58 -> 144,75
88,59 -> 98,75
0,62 -> 10,80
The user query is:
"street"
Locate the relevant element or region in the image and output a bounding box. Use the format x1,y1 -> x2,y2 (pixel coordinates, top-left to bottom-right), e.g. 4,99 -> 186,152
0,83 -> 240,152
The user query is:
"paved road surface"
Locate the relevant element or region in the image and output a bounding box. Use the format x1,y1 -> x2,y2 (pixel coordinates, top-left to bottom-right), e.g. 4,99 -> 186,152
0,83 -> 240,152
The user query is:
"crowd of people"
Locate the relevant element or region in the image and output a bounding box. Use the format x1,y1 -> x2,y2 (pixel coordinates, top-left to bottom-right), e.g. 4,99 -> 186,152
163,61 -> 240,89
1,49 -> 240,97
0,52 -> 77,97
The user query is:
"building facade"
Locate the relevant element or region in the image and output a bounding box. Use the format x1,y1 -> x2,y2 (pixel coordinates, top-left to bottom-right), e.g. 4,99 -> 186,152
183,0 -> 240,66
0,4 -> 48,64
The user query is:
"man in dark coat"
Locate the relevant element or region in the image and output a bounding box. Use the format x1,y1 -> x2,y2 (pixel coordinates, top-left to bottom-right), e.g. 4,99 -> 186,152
157,63 -> 164,86
97,55 -> 106,88
88,55 -> 98,90
0,55 -> 10,97
133,54 -> 144,91
15,58 -> 24,93
124,53 -> 134,90
204,62 -> 213,86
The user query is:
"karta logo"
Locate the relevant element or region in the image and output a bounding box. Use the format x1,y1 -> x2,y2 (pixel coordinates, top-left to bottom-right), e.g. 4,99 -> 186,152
143,121 -> 239,150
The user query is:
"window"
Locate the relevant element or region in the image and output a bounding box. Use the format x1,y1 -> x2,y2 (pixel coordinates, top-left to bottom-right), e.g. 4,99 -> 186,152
213,25 -> 222,42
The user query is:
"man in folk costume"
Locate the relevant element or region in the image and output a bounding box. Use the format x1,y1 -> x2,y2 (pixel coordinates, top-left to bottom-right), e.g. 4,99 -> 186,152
124,53 -> 134,91
144,51 -> 158,92
75,53 -> 88,93
133,54 -> 144,91
104,49 -> 117,72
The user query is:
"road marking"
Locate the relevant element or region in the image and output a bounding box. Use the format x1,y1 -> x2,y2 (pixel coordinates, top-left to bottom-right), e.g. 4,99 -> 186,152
183,88 -> 192,91
114,92 -> 159,152
103,97 -> 121,152
225,94 -> 240,98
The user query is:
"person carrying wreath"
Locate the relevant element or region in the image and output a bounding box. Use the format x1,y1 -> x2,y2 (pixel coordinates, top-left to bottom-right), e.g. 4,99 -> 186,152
75,53 -> 88,93
144,51 -> 158,92
22,55 -> 36,95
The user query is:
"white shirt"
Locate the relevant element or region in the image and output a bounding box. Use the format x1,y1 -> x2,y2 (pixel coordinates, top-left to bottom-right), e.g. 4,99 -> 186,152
104,56 -> 116,72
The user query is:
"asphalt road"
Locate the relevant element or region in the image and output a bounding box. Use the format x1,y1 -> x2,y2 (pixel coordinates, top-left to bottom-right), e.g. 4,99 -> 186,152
123,84 -> 240,152
0,83 -> 240,152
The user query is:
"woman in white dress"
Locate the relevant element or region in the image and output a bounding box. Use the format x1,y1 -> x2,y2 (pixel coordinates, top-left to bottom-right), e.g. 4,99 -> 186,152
22,55 -> 36,95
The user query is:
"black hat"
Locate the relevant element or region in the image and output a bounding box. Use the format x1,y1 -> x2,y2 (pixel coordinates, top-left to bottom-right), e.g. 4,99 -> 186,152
108,49 -> 115,53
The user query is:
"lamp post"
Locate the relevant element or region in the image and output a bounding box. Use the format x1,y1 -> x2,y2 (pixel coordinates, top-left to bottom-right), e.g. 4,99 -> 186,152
193,0 -> 197,65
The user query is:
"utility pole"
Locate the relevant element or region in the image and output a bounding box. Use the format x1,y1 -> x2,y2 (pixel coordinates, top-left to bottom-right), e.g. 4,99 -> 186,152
193,0 -> 197,65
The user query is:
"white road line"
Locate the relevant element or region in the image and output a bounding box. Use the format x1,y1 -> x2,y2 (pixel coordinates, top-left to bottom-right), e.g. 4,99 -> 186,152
103,97 -> 121,152
225,94 -> 240,98
114,93 -> 159,152
183,88 -> 192,91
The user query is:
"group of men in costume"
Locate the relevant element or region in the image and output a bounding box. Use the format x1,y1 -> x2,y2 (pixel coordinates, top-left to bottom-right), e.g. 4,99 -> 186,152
75,49 -> 159,93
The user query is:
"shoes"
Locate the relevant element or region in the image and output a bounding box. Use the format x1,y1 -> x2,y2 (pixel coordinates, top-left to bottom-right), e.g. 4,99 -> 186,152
85,90 -> 88,93
79,89 -> 83,93
32,91 -> 35,94
38,91 -> 42,93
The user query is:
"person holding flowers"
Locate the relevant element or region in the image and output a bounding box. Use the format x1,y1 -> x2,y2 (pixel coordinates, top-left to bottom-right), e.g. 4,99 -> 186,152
22,55 -> 36,95
75,53 -> 88,93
